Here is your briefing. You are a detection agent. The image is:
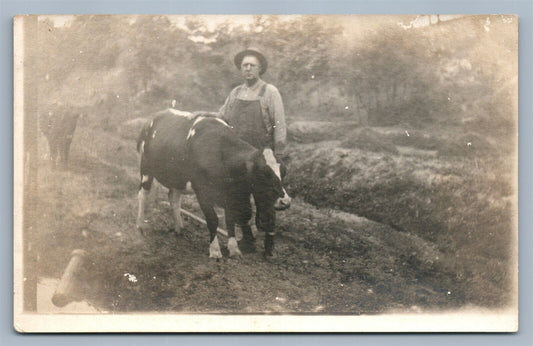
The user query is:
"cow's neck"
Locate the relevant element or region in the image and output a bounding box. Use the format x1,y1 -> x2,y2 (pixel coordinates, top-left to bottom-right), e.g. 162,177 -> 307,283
221,136 -> 258,182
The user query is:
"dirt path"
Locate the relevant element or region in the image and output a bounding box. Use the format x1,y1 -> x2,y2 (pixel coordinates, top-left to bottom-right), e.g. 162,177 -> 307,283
32,124 -> 467,314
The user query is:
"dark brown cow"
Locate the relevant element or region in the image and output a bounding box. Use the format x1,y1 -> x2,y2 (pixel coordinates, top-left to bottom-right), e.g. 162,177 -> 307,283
136,109 -> 291,258
40,107 -> 81,168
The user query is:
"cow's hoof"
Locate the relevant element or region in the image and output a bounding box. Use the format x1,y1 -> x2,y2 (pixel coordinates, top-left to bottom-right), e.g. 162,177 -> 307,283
228,237 -> 243,258
209,251 -> 223,259
229,250 -> 243,259
168,227 -> 182,237
209,236 -> 223,258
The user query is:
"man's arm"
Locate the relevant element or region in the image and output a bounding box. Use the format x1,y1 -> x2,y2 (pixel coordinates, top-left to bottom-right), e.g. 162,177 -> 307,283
268,86 -> 287,152
217,98 -> 229,120
217,87 -> 239,122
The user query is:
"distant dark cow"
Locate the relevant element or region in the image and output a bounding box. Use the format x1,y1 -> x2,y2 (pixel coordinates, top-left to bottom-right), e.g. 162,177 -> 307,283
40,108 -> 81,167
136,109 -> 291,258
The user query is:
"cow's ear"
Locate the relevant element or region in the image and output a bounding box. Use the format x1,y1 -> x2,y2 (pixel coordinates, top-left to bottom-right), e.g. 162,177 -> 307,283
245,149 -> 263,175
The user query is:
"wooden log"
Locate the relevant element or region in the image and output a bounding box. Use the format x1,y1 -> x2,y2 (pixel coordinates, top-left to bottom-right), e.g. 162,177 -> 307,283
51,249 -> 87,307
180,208 -> 228,237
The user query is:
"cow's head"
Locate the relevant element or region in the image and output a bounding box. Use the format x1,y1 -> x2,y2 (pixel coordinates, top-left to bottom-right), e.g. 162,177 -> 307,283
249,148 -> 291,211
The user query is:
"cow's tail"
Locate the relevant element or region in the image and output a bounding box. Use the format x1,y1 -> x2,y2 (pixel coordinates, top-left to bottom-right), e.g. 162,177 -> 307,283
137,119 -> 153,153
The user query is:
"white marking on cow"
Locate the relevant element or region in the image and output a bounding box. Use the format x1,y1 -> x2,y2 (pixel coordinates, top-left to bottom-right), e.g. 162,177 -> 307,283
168,108 -> 194,118
262,148 -> 281,180
186,128 -> 196,140
227,237 -> 242,257
149,120 -> 154,128
140,140 -> 145,154
136,187 -> 150,229
213,117 -> 230,127
209,235 -> 222,258
141,175 -> 150,184
187,116 -> 231,142
151,130 -> 157,138
184,181 -> 194,194
280,187 -> 291,203
168,188 -> 183,234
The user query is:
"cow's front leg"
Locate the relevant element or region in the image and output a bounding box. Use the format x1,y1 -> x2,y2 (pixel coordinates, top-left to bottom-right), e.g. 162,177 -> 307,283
237,197 -> 256,253
256,204 -> 276,257
197,192 -> 222,259
48,139 -> 59,169
136,174 -> 153,235
168,188 -> 184,235
225,210 -> 242,258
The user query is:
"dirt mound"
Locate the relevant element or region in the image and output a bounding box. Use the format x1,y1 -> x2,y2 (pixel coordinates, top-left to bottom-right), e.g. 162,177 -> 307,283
437,132 -> 495,157
284,140 -> 515,308
372,127 -> 497,157
340,127 -> 399,154
287,120 -> 358,144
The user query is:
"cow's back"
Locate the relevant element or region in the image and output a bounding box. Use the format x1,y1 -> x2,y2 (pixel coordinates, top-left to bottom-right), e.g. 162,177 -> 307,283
141,111 -> 194,189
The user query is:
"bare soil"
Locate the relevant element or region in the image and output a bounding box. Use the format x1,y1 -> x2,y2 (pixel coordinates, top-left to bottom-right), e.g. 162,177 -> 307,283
30,120 -> 515,314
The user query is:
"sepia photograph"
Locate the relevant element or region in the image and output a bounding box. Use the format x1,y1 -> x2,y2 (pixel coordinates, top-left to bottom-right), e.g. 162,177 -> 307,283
13,14 -> 518,332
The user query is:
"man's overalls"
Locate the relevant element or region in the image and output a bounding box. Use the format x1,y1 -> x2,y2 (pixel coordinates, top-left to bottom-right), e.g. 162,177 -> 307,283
225,83 -> 275,250
226,84 -> 274,149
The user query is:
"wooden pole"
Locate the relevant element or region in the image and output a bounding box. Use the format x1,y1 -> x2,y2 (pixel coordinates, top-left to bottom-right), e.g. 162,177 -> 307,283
51,249 -> 87,307
180,208 -> 228,237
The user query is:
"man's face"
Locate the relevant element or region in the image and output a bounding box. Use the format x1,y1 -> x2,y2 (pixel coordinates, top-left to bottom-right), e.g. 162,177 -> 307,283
240,55 -> 261,81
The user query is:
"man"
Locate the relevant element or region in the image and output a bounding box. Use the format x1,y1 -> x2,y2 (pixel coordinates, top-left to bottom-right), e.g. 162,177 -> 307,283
218,48 -> 287,153
217,48 -> 288,254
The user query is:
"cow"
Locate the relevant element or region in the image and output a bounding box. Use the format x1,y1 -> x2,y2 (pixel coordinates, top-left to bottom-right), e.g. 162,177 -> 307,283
136,109 -> 291,258
40,107 -> 81,168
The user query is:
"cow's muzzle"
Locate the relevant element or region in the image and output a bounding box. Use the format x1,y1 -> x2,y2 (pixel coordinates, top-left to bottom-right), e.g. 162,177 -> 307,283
274,191 -> 291,211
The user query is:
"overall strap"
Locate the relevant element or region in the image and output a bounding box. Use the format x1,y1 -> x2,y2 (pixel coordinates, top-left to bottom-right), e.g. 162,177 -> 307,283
258,83 -> 267,97
258,84 -> 274,141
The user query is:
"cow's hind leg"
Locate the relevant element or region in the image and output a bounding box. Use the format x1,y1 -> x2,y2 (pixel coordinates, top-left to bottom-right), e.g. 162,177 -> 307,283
60,137 -> 73,168
196,191 -> 222,259
136,174 -> 153,235
168,188 -> 184,235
